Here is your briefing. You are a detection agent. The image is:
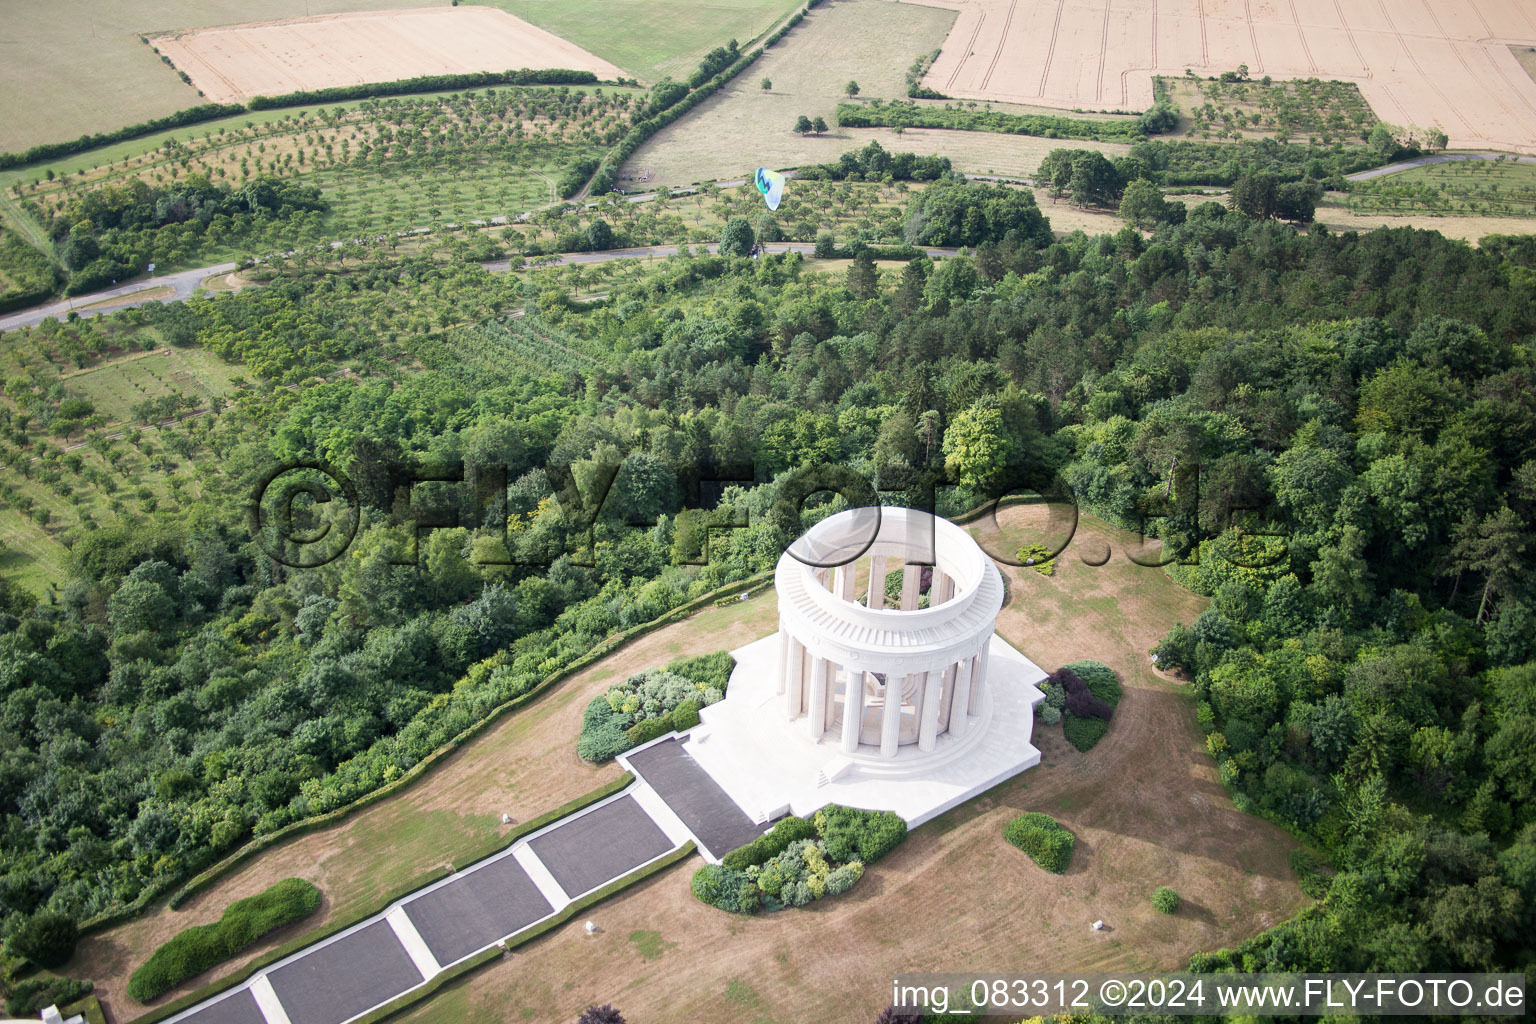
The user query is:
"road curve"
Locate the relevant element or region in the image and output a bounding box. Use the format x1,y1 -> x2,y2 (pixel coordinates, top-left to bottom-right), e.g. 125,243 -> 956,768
0,263 -> 236,333
1345,152 -> 1536,182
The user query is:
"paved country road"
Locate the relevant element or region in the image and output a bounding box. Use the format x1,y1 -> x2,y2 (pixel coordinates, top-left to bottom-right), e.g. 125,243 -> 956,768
1345,152 -> 1536,182
2,243 -> 961,331
0,262 -> 237,333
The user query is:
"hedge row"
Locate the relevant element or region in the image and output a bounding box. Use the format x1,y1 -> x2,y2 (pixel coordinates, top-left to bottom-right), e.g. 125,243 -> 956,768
721,816 -> 819,869
6,976 -> 93,1017
127,776 -> 634,1024
0,104 -> 244,170
157,571 -> 766,917
1005,812 -> 1075,873
127,879 -> 321,1002
582,0 -> 823,196
247,69 -> 601,110
836,102 -> 1150,144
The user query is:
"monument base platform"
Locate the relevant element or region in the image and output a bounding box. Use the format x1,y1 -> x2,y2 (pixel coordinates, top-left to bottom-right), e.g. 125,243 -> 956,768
685,633 -> 1048,829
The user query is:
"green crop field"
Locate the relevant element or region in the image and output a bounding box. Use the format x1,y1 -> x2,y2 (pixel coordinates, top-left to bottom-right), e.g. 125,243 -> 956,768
486,0 -> 804,83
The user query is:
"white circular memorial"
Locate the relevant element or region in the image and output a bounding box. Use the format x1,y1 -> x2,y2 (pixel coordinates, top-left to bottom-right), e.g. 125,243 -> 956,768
774,506 -> 1003,758
683,506 -> 1049,832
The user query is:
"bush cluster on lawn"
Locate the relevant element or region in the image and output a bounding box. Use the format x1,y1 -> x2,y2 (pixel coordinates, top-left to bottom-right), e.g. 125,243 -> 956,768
1004,812 -> 1075,873
1153,886 -> 1181,913
127,878 -> 321,1002
576,652 -> 734,761
693,805 -> 906,913
1037,661 -> 1122,751
5,975 -> 92,1017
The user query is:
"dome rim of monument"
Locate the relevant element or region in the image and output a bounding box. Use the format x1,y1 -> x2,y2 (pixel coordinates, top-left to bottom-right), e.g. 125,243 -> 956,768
773,506 -> 1004,636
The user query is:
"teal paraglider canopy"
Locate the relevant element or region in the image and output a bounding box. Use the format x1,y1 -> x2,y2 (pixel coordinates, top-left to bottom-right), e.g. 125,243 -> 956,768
754,167 -> 786,211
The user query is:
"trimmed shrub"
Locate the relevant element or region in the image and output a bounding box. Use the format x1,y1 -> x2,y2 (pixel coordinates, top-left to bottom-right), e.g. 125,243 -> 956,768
824,861 -> 865,896
667,651 -> 734,693
577,697 -> 632,762
6,910 -> 79,969
5,976 -> 92,1017
690,864 -> 759,913
1040,704 -> 1062,726
128,879 -> 321,1002
1063,714 -> 1109,752
722,815 -> 817,870
580,657 -> 732,760
1152,886 -> 1181,913
1004,812 -> 1075,873
815,805 -> 907,864
1052,667 -> 1114,721
1063,660 -> 1122,707
625,716 -> 672,746
670,699 -> 701,732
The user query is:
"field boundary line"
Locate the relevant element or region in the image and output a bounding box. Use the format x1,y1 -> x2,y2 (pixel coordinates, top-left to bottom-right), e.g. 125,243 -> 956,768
1332,0 -> 1371,77
1040,0 -> 1066,96
1096,0 -> 1111,104
1373,0 -> 1476,138
1243,0 -> 1264,74
944,6 -> 988,91
979,0 -> 1018,93
1196,0 -> 1209,66
1287,0 -> 1317,73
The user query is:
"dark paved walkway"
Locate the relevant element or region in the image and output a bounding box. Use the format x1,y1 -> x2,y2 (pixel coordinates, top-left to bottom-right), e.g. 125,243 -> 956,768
266,919 -> 421,1024
624,738 -> 768,860
402,850 -> 553,966
177,988 -> 266,1024
527,794 -> 672,897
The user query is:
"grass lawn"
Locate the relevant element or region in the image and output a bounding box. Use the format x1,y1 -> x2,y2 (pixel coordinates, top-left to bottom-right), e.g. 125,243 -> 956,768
481,0 -> 804,83
69,588 -> 782,1021
74,508 -> 1306,1023
385,511 -> 1301,1024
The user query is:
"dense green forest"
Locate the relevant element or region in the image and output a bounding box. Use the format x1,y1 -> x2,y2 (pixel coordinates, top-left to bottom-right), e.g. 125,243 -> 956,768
0,171 -> 1534,995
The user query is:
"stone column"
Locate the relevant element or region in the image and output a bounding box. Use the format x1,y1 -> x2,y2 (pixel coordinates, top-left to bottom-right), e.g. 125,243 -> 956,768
776,628 -> 789,695
948,655 -> 974,737
808,656 -> 829,739
918,667 -> 944,752
868,554 -> 887,609
937,661 -> 956,730
900,563 -> 920,610
836,563 -> 858,602
879,674 -> 902,757
785,637 -> 807,719
841,669 -> 867,753
933,571 -> 954,606
972,642 -> 991,708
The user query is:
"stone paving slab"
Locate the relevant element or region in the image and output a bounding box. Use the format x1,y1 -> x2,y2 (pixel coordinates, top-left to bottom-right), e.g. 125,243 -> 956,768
266,918 -> 421,1024
402,850 -> 554,966
174,987 -> 269,1024
526,794 -> 673,897
625,737 -> 769,859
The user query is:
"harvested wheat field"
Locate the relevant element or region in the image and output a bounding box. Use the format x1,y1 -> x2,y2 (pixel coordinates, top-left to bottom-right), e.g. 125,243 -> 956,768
908,0 -> 1536,153
152,6 -> 626,103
